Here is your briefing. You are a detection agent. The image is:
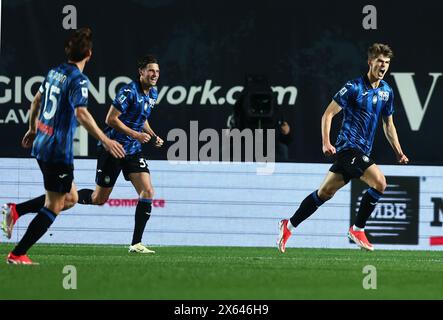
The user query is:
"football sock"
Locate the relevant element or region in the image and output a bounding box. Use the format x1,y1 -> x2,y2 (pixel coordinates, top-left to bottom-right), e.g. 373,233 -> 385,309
15,195 -> 46,217
77,189 -> 94,205
131,198 -> 152,245
289,190 -> 326,228
354,188 -> 383,228
12,207 -> 57,256
287,220 -> 295,232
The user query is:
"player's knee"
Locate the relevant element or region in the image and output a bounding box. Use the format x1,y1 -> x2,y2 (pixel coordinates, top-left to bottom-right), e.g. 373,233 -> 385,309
317,187 -> 336,201
46,202 -> 64,215
374,176 -> 387,193
56,200 -> 66,213
63,202 -> 74,210
62,192 -> 77,210
140,188 -> 154,199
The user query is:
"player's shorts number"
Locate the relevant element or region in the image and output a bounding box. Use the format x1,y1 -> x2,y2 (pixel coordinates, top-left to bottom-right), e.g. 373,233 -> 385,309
139,158 -> 149,168
43,83 -> 61,120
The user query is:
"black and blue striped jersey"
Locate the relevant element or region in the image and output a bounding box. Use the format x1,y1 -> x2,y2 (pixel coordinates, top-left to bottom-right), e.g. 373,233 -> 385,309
32,63 -> 89,165
333,75 -> 394,156
104,81 -> 158,155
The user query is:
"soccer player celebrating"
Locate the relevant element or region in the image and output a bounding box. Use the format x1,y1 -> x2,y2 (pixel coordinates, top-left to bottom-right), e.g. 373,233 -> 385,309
2,55 -> 162,254
74,55 -> 164,254
2,27 -> 126,264
278,43 -> 409,253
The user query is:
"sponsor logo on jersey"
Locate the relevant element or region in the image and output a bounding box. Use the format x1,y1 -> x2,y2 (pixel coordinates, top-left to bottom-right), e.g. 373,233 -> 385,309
118,94 -> 127,104
37,120 -> 54,136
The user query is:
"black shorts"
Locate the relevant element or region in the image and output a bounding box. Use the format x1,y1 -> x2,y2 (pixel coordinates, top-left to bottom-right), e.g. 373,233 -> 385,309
329,148 -> 375,184
95,146 -> 150,188
37,160 -> 74,194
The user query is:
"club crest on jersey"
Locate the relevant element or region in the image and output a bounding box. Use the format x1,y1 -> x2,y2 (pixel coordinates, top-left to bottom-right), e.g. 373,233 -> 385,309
378,91 -> 389,101
372,95 -> 378,104
148,98 -> 156,108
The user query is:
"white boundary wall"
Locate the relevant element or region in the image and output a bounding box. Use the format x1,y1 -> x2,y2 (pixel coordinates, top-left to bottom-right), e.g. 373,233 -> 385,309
1,158 -> 442,250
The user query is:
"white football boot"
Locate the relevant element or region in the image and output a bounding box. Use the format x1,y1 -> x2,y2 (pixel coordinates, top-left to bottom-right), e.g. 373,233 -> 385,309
128,243 -> 155,254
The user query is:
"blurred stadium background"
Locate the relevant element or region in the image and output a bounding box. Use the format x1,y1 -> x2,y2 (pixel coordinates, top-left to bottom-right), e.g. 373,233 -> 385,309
0,0 -> 442,301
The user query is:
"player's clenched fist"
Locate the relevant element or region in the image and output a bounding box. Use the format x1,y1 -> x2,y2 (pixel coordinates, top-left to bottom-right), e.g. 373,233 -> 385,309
154,136 -> 164,148
322,143 -> 336,156
134,132 -> 152,144
397,153 -> 409,164
21,130 -> 36,148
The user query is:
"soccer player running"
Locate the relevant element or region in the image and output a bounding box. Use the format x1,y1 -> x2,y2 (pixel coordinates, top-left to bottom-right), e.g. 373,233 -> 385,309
2,28 -> 126,264
278,43 -> 409,253
2,55 -> 162,254
73,55 -> 164,254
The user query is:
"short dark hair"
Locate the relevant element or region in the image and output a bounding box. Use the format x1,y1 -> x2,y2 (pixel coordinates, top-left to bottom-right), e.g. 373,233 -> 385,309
138,55 -> 159,70
65,27 -> 93,62
368,43 -> 394,60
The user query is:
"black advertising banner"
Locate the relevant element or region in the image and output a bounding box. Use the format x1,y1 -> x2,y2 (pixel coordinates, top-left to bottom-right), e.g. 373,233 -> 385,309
1,0 -> 443,164
351,177 -> 420,245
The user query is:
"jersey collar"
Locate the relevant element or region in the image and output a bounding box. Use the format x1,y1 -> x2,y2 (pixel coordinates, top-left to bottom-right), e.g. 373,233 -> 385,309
66,62 -> 80,70
136,80 -> 151,97
363,73 -> 382,90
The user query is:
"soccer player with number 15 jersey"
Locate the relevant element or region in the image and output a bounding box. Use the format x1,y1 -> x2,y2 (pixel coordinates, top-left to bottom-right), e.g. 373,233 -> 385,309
2,28 -> 125,264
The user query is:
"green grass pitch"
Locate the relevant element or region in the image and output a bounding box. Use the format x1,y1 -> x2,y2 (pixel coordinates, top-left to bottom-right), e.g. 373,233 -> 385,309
0,244 -> 442,300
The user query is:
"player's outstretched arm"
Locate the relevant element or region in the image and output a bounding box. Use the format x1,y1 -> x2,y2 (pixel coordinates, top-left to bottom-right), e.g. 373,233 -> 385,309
75,107 -> 126,159
22,91 -> 42,148
382,115 -> 409,164
105,105 -> 151,144
321,100 -> 342,156
143,120 -> 163,147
